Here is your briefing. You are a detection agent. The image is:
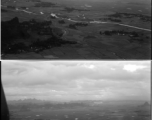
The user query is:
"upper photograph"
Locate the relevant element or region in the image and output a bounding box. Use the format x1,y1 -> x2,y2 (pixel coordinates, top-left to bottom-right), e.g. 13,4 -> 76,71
1,0 -> 151,59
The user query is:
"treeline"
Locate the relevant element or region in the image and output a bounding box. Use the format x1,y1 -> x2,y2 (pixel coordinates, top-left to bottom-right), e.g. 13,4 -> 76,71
8,102 -> 88,110
62,7 -> 89,13
108,12 -> 151,22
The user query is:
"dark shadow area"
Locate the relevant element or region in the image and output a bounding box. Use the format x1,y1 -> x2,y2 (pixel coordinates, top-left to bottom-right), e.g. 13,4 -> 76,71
100,30 -> 150,44
1,17 -> 77,55
1,68 -> 10,120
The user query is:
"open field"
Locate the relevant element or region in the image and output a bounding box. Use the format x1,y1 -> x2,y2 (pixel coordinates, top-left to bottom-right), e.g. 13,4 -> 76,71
9,104 -> 151,120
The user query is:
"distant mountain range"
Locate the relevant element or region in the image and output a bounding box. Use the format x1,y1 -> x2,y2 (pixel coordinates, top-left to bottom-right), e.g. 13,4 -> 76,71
138,102 -> 150,108
7,98 -> 60,105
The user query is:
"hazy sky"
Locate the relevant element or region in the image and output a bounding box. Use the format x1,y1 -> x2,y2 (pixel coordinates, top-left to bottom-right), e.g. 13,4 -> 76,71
2,61 -> 151,101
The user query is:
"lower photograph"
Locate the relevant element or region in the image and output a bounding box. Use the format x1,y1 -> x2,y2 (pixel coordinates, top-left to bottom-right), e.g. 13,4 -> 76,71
1,61 -> 151,120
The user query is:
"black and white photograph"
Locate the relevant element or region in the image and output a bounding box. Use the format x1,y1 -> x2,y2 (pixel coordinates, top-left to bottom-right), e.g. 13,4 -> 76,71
0,0 -> 151,120
1,61 -> 151,120
1,0 -> 151,59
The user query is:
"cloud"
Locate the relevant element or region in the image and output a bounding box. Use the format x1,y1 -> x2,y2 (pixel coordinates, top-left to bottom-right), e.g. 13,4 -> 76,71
123,64 -> 147,72
1,61 -> 151,101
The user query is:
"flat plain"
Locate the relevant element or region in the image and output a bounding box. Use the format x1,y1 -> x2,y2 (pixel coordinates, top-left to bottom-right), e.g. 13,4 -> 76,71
8,100 -> 151,120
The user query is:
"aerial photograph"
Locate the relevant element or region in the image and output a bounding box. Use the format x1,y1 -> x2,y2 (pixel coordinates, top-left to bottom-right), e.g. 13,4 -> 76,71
1,0 -> 151,59
1,61 -> 151,120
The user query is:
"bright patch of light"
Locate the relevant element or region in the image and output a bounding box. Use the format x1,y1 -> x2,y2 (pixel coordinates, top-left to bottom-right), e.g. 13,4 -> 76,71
40,12 -> 44,14
50,13 -> 58,18
83,64 -> 95,69
123,64 -> 146,72
88,65 -> 95,69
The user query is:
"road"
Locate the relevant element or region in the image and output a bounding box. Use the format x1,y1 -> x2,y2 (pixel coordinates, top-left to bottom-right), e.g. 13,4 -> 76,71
1,5 -> 151,32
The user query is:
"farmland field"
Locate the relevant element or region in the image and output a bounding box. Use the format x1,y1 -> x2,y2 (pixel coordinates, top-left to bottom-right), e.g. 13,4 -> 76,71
8,101 -> 151,120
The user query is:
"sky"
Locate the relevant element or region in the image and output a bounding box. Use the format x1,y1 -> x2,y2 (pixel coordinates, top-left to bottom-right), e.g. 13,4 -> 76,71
1,61 -> 151,101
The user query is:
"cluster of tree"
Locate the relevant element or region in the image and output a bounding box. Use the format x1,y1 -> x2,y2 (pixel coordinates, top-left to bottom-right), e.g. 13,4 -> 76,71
75,22 -> 88,26
44,102 -> 88,109
20,6 -> 27,9
68,22 -> 88,29
100,30 -> 139,37
1,17 -> 77,55
6,6 -> 16,10
1,17 -> 30,44
140,16 -> 151,22
100,17 -> 121,22
58,20 -> 65,24
26,0 -> 41,2
68,24 -> 77,29
21,19 -> 52,32
100,30 -> 149,43
62,7 -> 89,13
34,2 -> 56,7
30,37 -> 76,53
8,102 -> 88,110
108,12 -> 151,22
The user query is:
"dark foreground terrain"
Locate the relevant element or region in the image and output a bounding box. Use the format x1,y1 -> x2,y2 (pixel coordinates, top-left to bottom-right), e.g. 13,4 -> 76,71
8,99 -> 151,120
1,0 -> 151,59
